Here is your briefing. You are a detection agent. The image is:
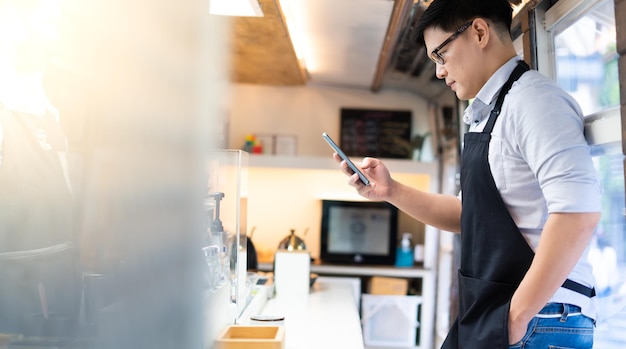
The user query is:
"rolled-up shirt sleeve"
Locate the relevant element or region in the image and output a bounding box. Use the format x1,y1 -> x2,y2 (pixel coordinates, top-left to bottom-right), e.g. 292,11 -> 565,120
512,81 -> 602,214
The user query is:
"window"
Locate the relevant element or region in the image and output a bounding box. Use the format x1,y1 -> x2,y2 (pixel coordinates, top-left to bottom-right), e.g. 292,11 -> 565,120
590,143 -> 626,347
552,0 -> 618,116
549,1 -> 626,347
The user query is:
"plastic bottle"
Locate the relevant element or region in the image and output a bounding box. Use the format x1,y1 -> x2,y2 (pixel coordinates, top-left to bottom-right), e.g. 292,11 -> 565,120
414,243 -> 425,264
395,232 -> 414,267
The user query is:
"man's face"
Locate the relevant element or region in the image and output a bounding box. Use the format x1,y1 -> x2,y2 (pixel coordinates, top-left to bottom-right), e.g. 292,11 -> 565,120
423,24 -> 483,101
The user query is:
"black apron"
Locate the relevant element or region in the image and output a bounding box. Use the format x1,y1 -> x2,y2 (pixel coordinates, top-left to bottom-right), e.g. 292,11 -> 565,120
442,61 -> 594,349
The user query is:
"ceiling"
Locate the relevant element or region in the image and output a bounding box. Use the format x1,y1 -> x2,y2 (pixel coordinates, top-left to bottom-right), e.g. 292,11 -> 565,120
229,0 -> 529,100
229,0 -> 451,100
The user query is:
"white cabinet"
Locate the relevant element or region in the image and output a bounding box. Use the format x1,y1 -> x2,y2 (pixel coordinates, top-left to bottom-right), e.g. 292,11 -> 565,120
258,262 -> 436,349
315,264 -> 435,349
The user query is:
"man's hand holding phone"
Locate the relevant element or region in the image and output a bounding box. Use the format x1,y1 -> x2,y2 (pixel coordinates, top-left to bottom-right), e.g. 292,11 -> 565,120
322,133 -> 370,186
323,133 -> 396,202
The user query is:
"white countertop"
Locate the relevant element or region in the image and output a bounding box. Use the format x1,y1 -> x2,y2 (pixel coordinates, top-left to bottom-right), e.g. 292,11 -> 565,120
240,276 -> 364,349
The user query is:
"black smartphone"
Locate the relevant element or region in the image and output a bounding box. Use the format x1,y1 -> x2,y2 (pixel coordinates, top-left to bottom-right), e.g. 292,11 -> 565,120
322,132 -> 370,186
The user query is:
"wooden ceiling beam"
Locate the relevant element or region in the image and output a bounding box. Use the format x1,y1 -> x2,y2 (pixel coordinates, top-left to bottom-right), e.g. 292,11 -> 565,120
231,0 -> 305,85
370,0 -> 414,93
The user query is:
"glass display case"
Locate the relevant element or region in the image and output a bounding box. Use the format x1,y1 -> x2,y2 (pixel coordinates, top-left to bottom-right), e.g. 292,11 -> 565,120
204,150 -> 249,323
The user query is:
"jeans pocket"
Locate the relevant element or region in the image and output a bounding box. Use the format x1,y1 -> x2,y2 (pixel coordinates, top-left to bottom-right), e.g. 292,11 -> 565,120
508,316 -> 538,348
524,312 -> 594,349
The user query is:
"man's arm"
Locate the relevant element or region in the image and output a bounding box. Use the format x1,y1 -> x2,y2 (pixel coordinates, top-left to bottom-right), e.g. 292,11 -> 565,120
334,154 -> 463,233
508,211 -> 600,344
386,181 -> 462,233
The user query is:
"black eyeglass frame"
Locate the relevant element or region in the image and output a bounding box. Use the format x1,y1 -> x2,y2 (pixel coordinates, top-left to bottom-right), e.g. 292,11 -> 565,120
429,21 -> 474,65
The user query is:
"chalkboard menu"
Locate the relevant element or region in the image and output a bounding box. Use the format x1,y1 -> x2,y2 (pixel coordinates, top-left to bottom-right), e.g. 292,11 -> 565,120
340,108 -> 412,159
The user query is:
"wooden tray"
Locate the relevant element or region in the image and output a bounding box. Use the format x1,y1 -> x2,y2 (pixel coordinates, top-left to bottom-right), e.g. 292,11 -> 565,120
214,325 -> 285,349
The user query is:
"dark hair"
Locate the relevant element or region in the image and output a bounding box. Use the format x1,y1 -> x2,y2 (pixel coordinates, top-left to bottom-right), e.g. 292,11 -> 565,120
414,0 -> 514,43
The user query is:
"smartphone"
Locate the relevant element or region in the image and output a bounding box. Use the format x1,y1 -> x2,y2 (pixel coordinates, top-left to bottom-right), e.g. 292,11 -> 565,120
322,132 -> 370,185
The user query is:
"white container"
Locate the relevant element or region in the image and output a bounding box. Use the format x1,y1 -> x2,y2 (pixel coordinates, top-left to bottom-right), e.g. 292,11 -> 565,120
273,250 -> 310,296
361,294 -> 422,347
414,244 -> 424,263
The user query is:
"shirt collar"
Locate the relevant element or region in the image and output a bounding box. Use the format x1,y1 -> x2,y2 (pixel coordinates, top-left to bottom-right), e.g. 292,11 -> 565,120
463,56 -> 521,125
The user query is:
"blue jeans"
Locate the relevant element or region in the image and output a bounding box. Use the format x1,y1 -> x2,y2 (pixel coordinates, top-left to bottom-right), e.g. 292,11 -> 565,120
509,303 -> 595,349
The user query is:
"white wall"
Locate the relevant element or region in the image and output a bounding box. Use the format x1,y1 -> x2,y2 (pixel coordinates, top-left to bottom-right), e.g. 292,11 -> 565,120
238,157 -> 437,263
221,83 -> 448,263
226,83 -> 432,156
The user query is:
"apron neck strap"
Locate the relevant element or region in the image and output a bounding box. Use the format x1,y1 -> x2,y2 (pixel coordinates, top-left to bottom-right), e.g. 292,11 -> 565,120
483,60 -> 530,134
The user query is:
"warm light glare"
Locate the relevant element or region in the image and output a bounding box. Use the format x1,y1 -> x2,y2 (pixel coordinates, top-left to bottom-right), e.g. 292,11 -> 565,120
0,0 -> 62,65
277,0 -> 312,71
512,0 -> 531,17
209,0 -> 264,17
0,0 -> 64,115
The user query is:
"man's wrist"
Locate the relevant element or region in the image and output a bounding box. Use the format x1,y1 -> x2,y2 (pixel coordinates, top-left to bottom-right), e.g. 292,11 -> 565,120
509,294 -> 535,325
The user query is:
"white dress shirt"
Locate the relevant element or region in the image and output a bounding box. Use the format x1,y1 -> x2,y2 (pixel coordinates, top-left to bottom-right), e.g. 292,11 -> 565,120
462,57 -> 602,319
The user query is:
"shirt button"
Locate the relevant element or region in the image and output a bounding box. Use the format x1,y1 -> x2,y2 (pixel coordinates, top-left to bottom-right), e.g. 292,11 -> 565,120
474,120 -> 480,123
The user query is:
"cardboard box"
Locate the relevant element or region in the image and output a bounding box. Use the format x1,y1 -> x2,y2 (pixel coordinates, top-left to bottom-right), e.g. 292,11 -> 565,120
368,276 -> 409,295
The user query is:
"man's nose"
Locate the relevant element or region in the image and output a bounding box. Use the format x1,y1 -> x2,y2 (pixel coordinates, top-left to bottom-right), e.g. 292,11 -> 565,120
435,63 -> 446,79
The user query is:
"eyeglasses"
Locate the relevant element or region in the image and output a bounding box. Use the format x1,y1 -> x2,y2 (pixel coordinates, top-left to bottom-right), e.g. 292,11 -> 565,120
429,21 -> 473,65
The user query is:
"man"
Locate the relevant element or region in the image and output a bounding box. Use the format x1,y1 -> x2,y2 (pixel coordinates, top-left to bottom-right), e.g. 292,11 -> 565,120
332,0 -> 601,347
0,0 -> 79,336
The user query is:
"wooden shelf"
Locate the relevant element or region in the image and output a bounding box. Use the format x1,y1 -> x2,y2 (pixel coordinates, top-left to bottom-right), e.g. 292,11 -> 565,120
249,155 -> 438,176
258,262 -> 431,278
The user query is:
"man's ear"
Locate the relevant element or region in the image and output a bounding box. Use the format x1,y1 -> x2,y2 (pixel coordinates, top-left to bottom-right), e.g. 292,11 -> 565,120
471,18 -> 491,48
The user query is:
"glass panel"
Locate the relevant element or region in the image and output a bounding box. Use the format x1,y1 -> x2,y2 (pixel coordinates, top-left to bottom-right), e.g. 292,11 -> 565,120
205,149 -> 249,322
590,144 -> 626,348
553,0 -> 618,116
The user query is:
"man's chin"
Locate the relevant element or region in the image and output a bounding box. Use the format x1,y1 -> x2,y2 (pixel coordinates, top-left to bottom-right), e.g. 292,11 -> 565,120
454,91 -> 469,101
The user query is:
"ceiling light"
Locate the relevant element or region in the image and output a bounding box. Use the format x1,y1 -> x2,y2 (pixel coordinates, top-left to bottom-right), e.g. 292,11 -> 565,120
209,0 -> 264,17
277,0 -> 304,59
